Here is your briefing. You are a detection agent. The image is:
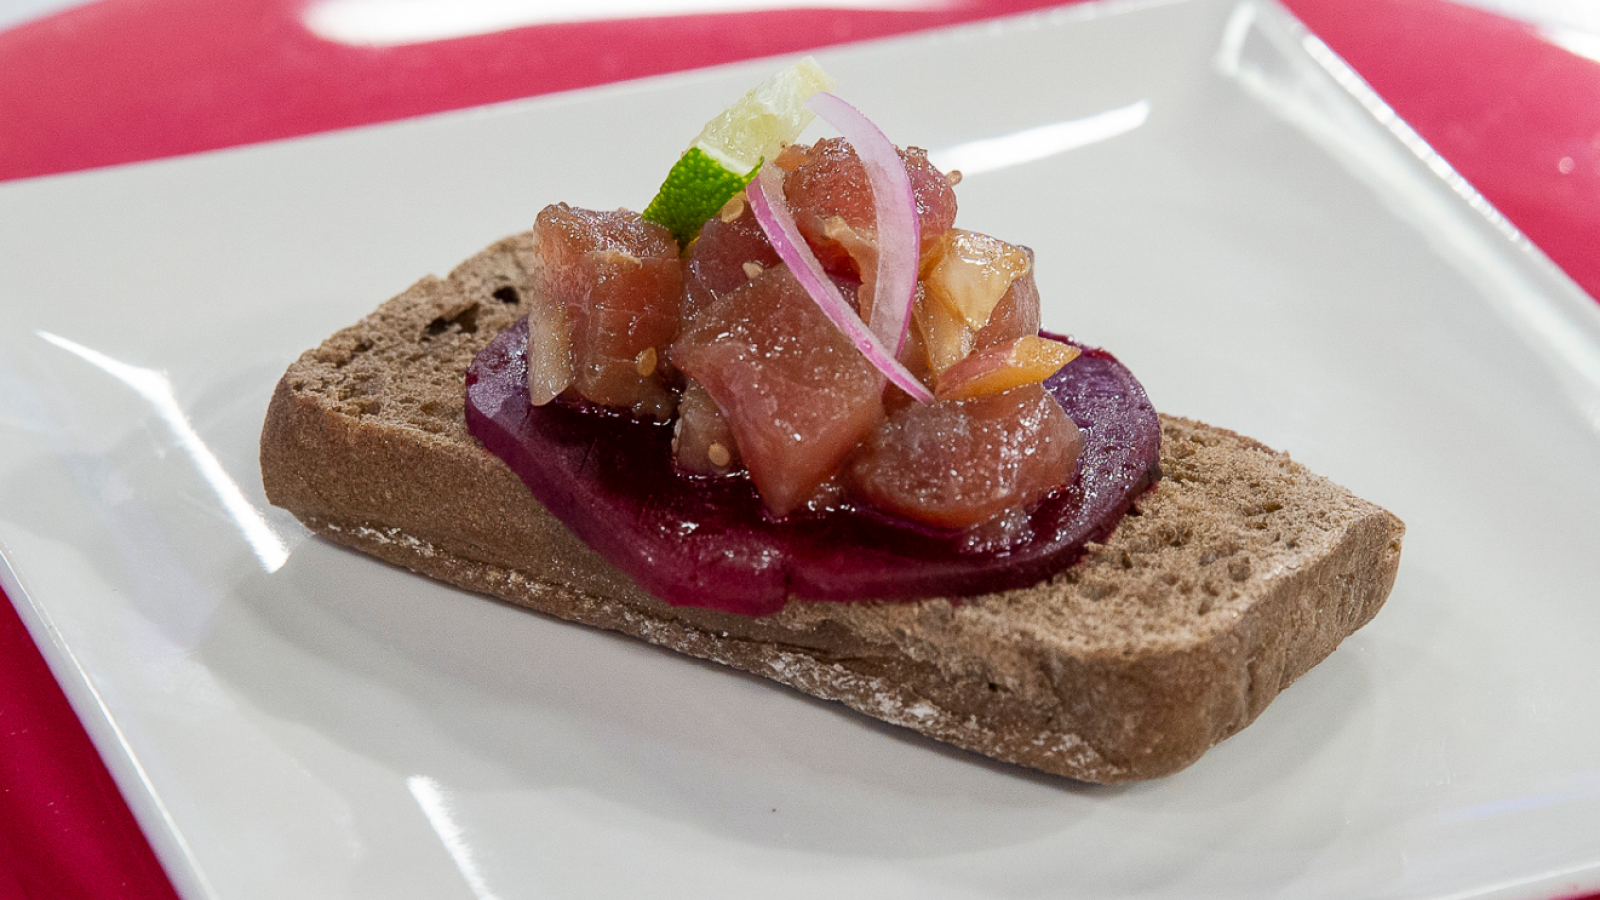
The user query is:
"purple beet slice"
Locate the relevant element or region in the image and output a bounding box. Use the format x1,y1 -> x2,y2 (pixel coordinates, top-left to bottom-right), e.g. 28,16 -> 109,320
465,318 -> 1161,616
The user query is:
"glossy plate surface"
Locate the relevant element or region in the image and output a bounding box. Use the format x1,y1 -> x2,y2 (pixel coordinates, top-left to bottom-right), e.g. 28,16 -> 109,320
3,1 -> 1600,897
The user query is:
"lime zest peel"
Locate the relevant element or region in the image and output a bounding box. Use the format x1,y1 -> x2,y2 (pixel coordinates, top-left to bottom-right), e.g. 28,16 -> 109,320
642,57 -> 835,247
642,149 -> 755,247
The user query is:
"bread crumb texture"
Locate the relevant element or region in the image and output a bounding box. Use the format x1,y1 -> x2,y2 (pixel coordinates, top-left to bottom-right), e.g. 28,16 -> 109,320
294,233 -> 535,442
261,230 -> 1405,783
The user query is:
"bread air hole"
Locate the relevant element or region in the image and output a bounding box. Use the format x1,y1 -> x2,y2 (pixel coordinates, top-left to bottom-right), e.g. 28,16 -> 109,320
426,302 -> 480,337
1197,542 -> 1240,567
1228,557 -> 1252,582
492,286 -> 521,305
333,338 -> 374,369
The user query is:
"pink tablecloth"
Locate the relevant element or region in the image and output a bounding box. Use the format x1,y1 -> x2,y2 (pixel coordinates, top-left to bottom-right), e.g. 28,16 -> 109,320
2,0 -> 1597,896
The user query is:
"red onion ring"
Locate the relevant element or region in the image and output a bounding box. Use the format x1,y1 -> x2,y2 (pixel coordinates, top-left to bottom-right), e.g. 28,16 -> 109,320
804,91 -> 920,356
745,163 -> 934,403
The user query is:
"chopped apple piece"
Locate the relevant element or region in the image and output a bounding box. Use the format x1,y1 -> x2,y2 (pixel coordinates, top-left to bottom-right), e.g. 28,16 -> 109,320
935,335 -> 1080,401
912,294 -> 975,376
923,229 -> 1031,328
913,230 -> 1037,377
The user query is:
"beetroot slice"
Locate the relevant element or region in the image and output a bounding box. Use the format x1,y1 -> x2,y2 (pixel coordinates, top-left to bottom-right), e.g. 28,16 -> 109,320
465,318 -> 1160,616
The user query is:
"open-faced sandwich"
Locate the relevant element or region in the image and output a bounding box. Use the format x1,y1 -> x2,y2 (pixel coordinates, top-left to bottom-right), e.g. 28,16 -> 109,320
260,60 -> 1404,782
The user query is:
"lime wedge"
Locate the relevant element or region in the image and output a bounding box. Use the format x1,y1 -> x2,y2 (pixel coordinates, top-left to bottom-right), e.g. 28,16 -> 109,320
644,57 -> 835,247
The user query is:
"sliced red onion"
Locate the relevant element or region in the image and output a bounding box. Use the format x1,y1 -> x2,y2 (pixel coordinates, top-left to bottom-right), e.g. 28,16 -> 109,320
805,91 -> 920,356
746,164 -> 934,403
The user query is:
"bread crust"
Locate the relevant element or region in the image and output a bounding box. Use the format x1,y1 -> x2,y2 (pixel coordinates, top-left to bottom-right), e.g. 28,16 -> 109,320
261,232 -> 1404,782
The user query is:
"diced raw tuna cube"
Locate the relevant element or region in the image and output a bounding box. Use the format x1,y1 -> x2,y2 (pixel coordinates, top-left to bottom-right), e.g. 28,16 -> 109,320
672,263 -> 886,516
782,137 -> 957,279
530,204 -> 683,418
682,194 -> 780,324
846,383 -> 1082,530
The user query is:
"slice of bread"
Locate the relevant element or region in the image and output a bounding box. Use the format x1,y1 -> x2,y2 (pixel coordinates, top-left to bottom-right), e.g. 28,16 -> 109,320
260,230 -> 1404,783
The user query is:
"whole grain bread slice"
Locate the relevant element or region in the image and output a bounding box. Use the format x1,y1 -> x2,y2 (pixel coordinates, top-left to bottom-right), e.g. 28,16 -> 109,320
260,230 -> 1404,783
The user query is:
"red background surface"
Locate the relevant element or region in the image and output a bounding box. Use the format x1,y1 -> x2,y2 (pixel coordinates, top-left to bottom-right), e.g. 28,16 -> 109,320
2,0 -> 1598,896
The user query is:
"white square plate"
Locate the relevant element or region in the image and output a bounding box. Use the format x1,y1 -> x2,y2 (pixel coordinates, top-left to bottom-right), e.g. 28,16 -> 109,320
4,1 -> 1600,897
